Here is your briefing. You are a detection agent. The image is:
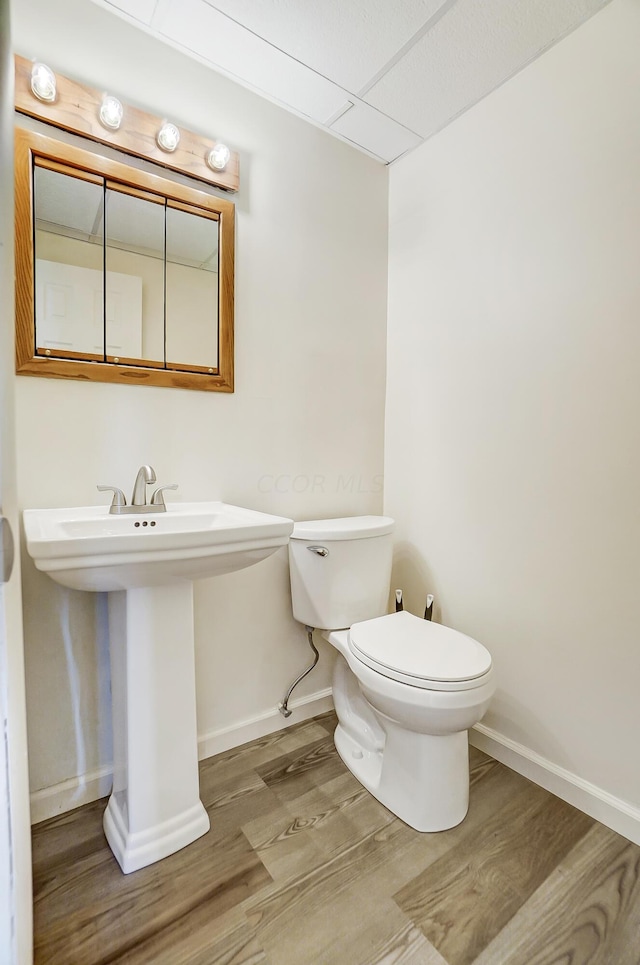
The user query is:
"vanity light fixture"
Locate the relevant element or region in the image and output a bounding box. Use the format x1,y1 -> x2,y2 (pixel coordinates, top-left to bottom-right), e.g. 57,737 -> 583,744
30,62 -> 56,103
15,54 -> 239,191
206,143 -> 231,172
99,94 -> 123,131
156,121 -> 180,153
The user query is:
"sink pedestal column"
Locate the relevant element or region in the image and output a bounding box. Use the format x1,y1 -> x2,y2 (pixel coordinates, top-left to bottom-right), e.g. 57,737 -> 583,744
103,583 -> 210,873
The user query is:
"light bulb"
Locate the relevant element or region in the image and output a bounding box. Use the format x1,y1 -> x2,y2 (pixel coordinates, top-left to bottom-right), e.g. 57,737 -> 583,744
156,122 -> 180,153
30,63 -> 56,103
99,94 -> 123,130
206,143 -> 231,171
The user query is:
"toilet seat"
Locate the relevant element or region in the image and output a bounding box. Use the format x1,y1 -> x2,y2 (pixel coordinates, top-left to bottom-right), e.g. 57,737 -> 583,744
348,610 -> 492,692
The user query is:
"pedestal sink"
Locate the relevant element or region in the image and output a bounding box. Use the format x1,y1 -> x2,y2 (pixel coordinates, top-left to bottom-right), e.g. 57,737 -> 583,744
24,502 -> 294,873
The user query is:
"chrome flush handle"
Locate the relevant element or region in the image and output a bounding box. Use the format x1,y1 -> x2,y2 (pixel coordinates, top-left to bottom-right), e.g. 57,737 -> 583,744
307,545 -> 329,557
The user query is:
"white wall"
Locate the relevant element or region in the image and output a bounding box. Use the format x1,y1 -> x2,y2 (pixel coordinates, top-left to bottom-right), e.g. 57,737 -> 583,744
12,0 -> 388,815
386,0 -> 640,834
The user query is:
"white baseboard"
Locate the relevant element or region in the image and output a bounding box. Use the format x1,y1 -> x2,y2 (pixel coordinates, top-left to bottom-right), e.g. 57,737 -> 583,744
35,697 -> 638,848
471,722 -> 640,847
30,765 -> 114,826
197,688 -> 334,760
29,688 -> 334,826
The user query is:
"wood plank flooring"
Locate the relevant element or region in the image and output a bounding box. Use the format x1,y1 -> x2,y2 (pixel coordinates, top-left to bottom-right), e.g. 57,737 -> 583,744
32,711 -> 640,964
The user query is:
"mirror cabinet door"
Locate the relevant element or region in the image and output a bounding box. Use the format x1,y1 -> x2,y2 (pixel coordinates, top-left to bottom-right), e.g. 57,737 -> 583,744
105,185 -> 165,366
34,163 -> 105,360
165,203 -> 219,373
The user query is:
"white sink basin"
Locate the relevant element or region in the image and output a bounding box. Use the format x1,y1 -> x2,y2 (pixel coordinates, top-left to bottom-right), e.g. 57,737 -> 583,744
24,501 -> 294,591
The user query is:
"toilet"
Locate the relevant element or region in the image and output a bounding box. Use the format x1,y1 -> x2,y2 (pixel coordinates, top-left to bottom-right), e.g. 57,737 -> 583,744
289,515 -> 495,832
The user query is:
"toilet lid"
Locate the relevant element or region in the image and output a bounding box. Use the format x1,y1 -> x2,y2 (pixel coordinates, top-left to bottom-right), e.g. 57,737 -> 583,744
348,610 -> 492,689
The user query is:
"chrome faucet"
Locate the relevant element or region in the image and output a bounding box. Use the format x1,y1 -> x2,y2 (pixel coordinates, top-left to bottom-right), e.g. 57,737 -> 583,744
131,465 -> 156,506
98,466 -> 178,515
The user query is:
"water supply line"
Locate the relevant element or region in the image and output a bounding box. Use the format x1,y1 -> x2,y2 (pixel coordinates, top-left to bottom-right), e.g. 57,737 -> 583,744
424,594 -> 434,621
278,625 -> 319,718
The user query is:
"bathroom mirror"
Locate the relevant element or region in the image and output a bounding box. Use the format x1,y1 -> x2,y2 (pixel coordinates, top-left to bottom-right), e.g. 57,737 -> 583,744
15,127 -> 234,391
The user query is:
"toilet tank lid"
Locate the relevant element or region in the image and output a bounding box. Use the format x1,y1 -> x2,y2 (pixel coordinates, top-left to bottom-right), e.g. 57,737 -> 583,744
291,515 -> 394,540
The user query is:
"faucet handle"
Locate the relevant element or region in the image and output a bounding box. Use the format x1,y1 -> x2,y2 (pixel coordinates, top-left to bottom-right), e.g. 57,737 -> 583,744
150,484 -> 178,509
97,485 -> 127,514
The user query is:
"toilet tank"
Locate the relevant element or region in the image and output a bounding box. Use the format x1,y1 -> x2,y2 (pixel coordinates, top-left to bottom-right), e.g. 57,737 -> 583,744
289,516 -> 394,630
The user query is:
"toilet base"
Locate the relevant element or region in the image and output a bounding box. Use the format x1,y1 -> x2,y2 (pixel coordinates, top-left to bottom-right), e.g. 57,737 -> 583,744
334,718 -> 470,832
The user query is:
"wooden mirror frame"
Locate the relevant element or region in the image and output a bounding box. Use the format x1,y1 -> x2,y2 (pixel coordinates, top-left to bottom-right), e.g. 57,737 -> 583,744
15,127 -> 235,391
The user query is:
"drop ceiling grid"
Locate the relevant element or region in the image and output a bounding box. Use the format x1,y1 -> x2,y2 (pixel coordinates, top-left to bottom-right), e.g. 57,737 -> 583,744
84,0 -> 614,163
139,0 -> 426,162
330,101 -> 422,161
103,0 -> 158,24
199,0 -> 451,94
154,0 -> 350,123
364,0 -> 614,138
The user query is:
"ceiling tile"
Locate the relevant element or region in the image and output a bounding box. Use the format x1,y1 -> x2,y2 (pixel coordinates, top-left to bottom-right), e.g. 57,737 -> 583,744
330,101 -> 423,163
154,0 -> 348,122
201,0 -> 451,93
86,0 -> 612,165
102,0 -> 158,24
365,0 -> 611,138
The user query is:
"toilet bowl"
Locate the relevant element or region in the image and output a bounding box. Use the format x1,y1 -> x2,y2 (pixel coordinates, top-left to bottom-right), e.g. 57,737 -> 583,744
289,516 -> 496,832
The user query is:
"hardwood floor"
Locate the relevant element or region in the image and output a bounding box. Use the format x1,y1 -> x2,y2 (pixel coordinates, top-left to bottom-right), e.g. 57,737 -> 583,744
32,712 -> 640,964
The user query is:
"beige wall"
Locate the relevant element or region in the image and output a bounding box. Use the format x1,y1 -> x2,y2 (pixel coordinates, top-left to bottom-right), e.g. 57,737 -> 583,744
13,0 -> 388,808
386,0 -> 640,825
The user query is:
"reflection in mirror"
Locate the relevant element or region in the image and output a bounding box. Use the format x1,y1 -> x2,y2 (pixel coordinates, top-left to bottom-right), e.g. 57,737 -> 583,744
166,205 -> 219,371
34,172 -> 222,370
34,165 -> 105,358
105,187 -> 165,364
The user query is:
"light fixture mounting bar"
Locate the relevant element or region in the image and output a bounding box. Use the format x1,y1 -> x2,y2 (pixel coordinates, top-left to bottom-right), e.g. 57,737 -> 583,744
13,54 -> 239,193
